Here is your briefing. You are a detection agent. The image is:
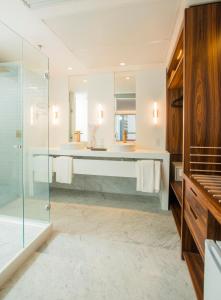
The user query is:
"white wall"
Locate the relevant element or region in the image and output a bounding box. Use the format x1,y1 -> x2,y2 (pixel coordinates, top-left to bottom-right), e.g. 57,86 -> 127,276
49,75 -> 69,147
87,73 -> 115,148
50,67 -> 166,150
136,66 -> 166,150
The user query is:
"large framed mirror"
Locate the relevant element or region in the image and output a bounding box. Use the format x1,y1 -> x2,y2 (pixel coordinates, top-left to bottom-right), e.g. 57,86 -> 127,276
114,72 -> 136,141
69,75 -> 88,142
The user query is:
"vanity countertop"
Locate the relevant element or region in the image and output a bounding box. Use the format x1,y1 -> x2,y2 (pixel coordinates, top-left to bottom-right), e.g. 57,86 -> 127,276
30,147 -> 170,210
47,148 -> 169,160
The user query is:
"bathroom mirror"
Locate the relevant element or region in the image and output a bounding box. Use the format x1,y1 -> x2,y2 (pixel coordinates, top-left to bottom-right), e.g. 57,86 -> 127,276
69,75 -> 88,142
114,72 -> 136,141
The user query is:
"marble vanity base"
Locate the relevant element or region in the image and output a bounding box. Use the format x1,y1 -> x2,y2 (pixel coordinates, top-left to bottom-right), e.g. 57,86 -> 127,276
50,174 -> 159,197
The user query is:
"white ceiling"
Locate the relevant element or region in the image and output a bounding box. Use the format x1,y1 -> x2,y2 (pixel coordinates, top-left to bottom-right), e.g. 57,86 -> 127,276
22,0 -> 72,8
43,0 -> 182,70
0,0 -> 185,75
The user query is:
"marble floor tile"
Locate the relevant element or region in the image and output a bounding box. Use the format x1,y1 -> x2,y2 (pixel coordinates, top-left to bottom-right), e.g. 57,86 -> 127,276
0,218 -> 48,271
0,189 -> 196,300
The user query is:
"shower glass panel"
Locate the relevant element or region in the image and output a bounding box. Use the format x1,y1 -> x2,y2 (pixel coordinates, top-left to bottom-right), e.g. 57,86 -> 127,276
22,41 -> 50,245
0,23 -> 23,270
0,22 -> 50,271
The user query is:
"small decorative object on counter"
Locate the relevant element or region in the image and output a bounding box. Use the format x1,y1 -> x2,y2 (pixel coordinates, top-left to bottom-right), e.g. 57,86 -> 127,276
73,130 -> 81,142
122,129 -> 127,143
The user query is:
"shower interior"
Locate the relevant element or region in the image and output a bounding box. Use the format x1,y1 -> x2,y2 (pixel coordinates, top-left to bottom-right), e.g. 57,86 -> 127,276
0,23 -> 50,273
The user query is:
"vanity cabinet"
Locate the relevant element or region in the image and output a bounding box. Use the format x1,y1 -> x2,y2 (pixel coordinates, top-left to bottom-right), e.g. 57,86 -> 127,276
167,2 -> 221,300
182,175 -> 221,300
183,179 -> 208,257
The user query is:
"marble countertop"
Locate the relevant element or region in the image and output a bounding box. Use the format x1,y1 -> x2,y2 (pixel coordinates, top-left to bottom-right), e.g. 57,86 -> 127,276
47,148 -> 169,159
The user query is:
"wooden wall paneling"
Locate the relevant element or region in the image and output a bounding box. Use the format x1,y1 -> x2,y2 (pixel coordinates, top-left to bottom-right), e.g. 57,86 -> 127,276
184,3 -> 221,175
181,179 -> 198,255
166,88 -> 183,155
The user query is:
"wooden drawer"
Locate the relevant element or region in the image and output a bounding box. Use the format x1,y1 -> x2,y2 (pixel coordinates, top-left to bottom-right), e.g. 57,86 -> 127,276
184,180 -> 208,256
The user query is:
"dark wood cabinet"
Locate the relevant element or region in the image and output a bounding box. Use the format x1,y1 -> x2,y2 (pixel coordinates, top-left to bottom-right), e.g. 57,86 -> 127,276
184,2 -> 221,175
166,2 -> 221,300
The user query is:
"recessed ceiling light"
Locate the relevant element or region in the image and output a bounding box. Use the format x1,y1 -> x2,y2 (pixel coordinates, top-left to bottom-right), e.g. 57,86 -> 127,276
83,79 -> 87,83
67,67 -> 73,71
120,62 -> 126,66
126,76 -> 130,80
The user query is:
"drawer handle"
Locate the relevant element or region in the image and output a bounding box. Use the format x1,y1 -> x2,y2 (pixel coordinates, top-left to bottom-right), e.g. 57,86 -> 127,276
190,187 -> 197,197
190,205 -> 198,220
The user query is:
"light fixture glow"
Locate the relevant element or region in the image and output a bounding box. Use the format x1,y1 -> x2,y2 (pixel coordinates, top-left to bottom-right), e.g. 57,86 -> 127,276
83,79 -> 87,83
125,76 -> 130,80
52,105 -> 59,125
120,62 -> 126,66
67,67 -> 73,71
177,49 -> 183,60
97,104 -> 104,125
153,102 -> 159,125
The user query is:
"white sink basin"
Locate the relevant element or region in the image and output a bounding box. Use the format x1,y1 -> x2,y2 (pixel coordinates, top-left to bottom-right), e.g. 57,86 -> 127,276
60,142 -> 86,150
111,143 -> 136,152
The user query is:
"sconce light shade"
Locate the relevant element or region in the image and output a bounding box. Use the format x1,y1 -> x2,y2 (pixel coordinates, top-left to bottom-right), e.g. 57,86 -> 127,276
153,102 -> 159,125
97,104 -> 104,125
52,105 -> 59,125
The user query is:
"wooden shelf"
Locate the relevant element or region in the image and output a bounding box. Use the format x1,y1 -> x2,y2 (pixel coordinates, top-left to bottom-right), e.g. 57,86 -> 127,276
168,56 -> 183,89
170,181 -> 182,237
171,201 -> 181,237
170,181 -> 182,206
183,252 -> 204,300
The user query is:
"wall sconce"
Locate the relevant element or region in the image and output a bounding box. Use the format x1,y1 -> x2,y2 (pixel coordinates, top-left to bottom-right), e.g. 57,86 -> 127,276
52,105 -> 59,125
97,104 -> 104,125
153,102 -> 159,125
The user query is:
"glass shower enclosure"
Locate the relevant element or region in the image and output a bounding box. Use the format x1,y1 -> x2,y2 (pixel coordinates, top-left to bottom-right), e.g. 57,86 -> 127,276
0,23 -> 50,272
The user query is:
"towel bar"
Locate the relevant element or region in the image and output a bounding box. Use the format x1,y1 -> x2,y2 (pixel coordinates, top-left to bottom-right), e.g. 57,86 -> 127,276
47,155 -> 163,162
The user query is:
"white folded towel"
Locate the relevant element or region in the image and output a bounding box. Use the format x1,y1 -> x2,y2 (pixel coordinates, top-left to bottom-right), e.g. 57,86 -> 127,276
154,160 -> 161,193
33,155 -> 53,183
136,160 -> 161,193
54,156 -> 73,184
136,161 -> 143,191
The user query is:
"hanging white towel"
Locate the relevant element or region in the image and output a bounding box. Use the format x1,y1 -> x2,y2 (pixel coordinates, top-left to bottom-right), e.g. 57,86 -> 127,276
154,160 -> 161,193
54,156 -> 73,184
33,155 -> 53,183
136,161 -> 143,191
136,160 -> 161,193
142,160 -> 155,193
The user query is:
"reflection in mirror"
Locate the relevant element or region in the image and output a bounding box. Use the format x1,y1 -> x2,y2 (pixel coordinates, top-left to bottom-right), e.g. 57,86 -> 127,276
114,72 -> 136,141
69,76 -> 88,142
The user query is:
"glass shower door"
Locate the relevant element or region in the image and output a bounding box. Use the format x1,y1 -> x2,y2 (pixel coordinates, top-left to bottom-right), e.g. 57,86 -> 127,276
22,40 -> 50,246
0,24 -> 23,269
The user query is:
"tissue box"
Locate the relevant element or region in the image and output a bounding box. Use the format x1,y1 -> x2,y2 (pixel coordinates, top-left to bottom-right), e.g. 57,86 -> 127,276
171,162 -> 183,181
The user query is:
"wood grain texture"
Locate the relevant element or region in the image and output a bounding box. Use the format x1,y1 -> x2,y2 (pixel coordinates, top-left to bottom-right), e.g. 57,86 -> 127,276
183,252 -> 204,300
170,181 -> 182,237
184,3 -> 221,174
166,88 -> 183,154
185,174 -> 221,225
166,28 -> 183,157
184,180 -> 208,257
171,181 -> 182,206
181,179 -> 198,256
207,211 -> 221,241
